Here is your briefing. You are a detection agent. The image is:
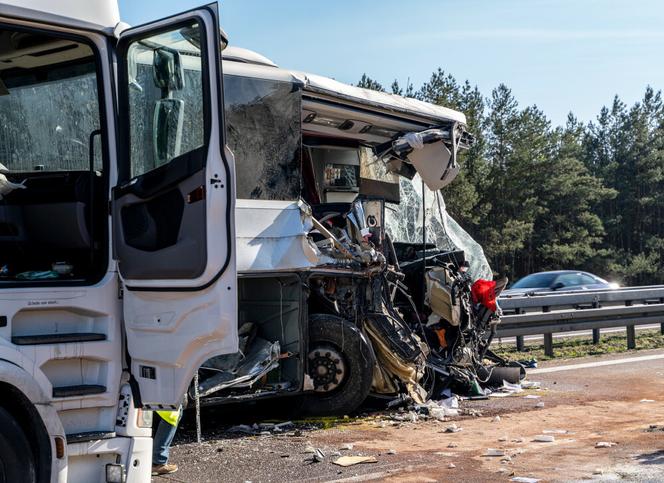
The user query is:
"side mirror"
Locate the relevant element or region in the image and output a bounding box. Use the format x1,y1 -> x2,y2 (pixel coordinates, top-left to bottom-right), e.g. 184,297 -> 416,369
152,47 -> 184,92
550,281 -> 565,291
153,99 -> 184,164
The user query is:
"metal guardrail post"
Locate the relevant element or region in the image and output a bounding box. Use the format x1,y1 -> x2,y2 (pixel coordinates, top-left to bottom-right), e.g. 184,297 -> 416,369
592,328 -> 600,344
544,333 -> 553,357
516,335 -> 525,351
627,325 -> 636,349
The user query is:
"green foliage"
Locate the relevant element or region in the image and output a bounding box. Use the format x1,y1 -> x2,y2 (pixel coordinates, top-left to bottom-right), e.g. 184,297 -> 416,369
357,72 -> 664,285
356,74 -> 385,92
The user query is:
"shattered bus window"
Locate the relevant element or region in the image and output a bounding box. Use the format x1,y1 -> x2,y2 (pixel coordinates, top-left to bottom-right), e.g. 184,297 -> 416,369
224,76 -> 301,200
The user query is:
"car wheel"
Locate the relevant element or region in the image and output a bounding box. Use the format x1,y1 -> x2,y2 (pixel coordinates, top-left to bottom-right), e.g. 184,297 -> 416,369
0,407 -> 36,483
302,314 -> 375,416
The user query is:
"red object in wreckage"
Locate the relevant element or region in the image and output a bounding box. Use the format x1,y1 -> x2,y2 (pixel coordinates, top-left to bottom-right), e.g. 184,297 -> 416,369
471,279 -> 497,312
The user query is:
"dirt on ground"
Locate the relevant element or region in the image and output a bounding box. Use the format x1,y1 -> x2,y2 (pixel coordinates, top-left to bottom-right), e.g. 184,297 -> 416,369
155,348 -> 664,482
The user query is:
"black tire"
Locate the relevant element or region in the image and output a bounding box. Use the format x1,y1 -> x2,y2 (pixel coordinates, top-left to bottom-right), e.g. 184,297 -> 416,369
0,407 -> 36,483
302,314 -> 375,416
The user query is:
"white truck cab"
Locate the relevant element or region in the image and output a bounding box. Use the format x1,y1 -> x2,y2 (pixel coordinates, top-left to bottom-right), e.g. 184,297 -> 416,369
0,1 -> 237,481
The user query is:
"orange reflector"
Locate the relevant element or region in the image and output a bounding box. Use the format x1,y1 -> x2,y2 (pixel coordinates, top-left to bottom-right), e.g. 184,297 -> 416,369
55,436 -> 65,458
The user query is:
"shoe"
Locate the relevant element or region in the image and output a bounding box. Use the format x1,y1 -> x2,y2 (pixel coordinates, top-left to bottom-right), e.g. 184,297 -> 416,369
152,463 -> 178,475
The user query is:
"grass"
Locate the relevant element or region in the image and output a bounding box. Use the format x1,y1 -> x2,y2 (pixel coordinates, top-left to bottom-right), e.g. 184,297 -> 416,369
492,328 -> 664,361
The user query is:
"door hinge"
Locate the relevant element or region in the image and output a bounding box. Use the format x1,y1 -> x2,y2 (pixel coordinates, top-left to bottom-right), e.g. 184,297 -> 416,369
118,280 -> 124,300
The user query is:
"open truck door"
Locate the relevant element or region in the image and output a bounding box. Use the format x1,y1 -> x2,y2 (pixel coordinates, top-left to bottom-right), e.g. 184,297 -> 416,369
112,3 -> 237,409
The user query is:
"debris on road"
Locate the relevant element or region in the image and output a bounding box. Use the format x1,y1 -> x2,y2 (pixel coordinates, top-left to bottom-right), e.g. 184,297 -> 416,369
511,477 -> 541,483
483,448 -> 506,457
533,435 -> 555,443
448,463 -> 456,469
332,456 -> 378,467
595,441 -> 617,448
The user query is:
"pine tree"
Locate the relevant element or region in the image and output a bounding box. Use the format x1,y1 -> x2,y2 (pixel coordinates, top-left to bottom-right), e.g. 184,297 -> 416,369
356,74 -> 385,92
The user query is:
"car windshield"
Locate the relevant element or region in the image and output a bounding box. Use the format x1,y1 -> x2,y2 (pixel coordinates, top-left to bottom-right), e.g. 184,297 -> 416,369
511,273 -> 558,289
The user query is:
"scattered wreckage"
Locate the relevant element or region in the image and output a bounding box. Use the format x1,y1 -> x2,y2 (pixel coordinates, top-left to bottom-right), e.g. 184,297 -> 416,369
190,47 -> 523,414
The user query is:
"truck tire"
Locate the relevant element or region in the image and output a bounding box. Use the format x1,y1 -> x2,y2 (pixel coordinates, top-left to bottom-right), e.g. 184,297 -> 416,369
302,314 -> 375,416
0,407 -> 36,483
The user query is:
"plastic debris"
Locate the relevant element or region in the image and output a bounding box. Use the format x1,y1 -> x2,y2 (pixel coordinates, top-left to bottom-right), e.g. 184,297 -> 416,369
227,424 -> 255,435
640,399 -> 655,403
311,449 -> 325,463
483,449 -> 506,457
274,421 -> 294,432
595,441 -> 617,448
502,381 -> 523,393
332,456 -> 378,467
533,435 -> 555,443
521,381 -> 541,389
448,463 -> 456,469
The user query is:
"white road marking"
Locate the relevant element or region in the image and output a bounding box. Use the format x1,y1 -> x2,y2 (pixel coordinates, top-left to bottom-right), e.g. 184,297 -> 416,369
529,353 -> 664,374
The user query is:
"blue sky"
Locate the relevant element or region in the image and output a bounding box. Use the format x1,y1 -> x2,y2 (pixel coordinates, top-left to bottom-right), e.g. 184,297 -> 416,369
118,0 -> 664,127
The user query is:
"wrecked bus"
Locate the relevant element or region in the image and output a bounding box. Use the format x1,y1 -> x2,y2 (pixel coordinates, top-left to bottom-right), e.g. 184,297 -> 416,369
190,48 -> 515,415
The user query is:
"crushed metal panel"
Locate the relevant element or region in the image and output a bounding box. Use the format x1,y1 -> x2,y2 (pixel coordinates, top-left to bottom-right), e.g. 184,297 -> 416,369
235,199 -> 323,272
294,71 -> 467,125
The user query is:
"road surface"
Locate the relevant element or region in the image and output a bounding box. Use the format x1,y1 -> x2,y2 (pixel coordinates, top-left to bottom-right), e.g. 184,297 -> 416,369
156,349 -> 664,482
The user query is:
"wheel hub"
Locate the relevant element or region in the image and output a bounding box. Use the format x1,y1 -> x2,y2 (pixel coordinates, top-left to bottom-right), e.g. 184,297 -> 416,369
308,345 -> 346,393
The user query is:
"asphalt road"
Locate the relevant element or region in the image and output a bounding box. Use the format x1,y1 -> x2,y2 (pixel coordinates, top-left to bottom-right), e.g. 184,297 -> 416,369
155,349 -> 664,482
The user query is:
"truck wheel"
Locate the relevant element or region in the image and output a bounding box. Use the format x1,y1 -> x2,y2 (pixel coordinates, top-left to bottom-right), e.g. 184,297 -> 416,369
0,407 -> 36,483
302,314 -> 375,416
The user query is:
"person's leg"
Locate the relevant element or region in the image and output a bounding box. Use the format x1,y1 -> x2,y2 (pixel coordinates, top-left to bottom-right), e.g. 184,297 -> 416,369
152,417 -> 178,465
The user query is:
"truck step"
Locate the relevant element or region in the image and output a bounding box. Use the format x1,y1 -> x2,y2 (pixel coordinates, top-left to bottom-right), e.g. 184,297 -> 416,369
53,384 -> 106,398
66,431 -> 116,444
12,333 -> 106,345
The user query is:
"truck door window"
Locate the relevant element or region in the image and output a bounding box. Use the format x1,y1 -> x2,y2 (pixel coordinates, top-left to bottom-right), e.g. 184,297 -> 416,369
0,31 -> 100,172
124,21 -> 205,179
0,27 -> 107,286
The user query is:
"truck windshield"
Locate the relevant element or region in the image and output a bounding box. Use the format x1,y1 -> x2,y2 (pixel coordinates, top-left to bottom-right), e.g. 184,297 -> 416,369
0,32 -> 101,172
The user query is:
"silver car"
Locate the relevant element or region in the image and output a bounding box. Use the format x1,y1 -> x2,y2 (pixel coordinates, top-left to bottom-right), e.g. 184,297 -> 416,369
501,270 -> 619,297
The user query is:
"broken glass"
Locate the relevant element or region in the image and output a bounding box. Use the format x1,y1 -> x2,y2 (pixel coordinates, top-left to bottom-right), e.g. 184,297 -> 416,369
224,75 -> 301,200
385,174 -> 493,281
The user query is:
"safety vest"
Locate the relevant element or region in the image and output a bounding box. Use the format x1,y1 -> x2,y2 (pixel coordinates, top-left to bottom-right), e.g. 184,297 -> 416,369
156,409 -> 180,426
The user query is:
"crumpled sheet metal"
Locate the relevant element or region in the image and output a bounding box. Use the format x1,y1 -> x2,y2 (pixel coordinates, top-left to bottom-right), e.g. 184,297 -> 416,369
235,199 -> 327,272
426,268 -> 461,326
365,321 -> 427,404
197,338 -> 280,397
385,174 -> 493,281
